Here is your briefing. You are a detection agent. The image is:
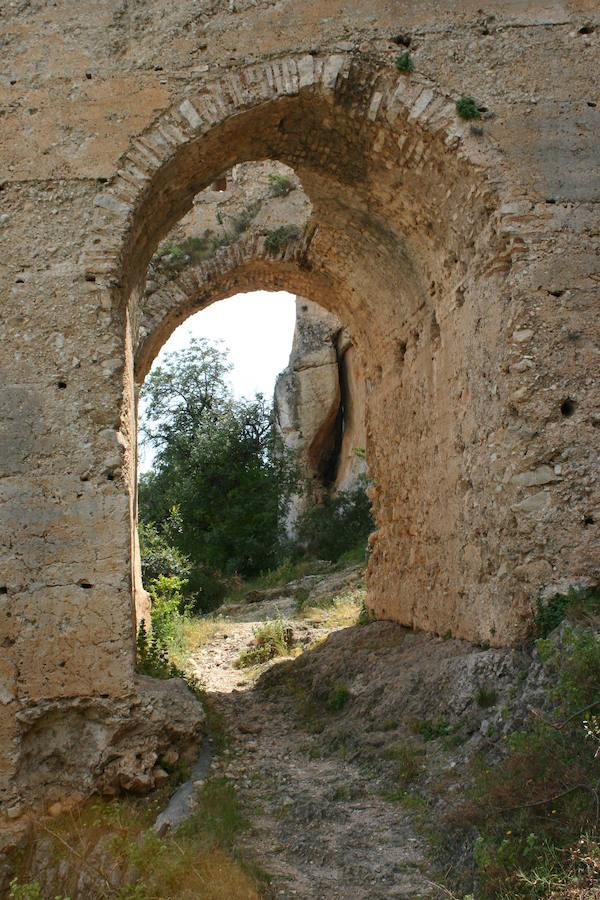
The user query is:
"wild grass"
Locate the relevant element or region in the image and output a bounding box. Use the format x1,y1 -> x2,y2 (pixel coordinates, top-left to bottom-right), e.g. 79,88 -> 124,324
296,587 -> 365,627
455,95 -> 481,119
535,586 -> 600,638
381,742 -> 426,787
235,615 -> 295,668
9,779 -> 263,899
395,51 -> 414,73
168,615 -> 223,670
223,558 -> 330,605
268,173 -> 292,197
264,224 -> 300,255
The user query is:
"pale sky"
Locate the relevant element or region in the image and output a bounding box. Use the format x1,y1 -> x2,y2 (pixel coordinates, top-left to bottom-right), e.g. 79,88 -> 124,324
139,290 -> 296,471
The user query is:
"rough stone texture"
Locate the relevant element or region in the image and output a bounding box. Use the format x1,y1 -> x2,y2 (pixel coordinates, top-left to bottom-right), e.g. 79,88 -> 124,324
275,296 -> 367,531
1,2 -> 599,817
5,676 -> 204,838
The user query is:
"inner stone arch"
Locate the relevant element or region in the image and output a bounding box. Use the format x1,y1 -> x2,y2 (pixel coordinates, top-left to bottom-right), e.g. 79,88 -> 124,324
101,54 -> 515,662
4,51 -> 543,819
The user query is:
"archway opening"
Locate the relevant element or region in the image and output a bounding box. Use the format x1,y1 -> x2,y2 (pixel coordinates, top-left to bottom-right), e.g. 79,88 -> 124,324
136,275 -> 373,680
132,157 -> 374,660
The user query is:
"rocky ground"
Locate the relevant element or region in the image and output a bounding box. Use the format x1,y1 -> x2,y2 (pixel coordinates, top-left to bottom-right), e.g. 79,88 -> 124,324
7,564 -> 564,898
185,567 -> 535,899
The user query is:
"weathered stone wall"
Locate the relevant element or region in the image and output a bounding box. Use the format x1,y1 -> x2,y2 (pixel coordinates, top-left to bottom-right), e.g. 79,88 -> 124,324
1,1 -> 599,823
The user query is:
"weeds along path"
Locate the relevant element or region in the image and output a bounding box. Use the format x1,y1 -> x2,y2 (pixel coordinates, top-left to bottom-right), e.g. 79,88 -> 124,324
187,581 -> 446,899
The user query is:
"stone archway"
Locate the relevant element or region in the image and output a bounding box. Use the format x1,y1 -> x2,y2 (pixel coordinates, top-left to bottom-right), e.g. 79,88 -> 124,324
88,52 -> 524,655
6,50 -> 587,818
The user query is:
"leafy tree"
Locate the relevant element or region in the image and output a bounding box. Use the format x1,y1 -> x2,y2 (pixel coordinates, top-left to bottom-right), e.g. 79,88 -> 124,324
295,477 -> 374,562
138,517 -> 191,584
138,338 -> 298,610
140,337 -> 231,450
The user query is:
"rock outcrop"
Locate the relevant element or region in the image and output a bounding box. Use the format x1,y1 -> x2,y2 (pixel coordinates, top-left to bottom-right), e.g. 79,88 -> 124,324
275,298 -> 367,531
4,677 -> 204,839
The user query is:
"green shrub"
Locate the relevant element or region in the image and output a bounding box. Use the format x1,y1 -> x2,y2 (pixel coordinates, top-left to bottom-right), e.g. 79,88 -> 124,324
295,479 -> 373,563
456,96 -> 481,119
230,200 -> 261,235
476,687 -> 498,709
264,225 -> 300,255
382,743 -> 425,786
186,568 -> 227,614
139,519 -> 192,584
136,618 -> 184,679
535,586 -> 600,637
155,230 -> 229,270
9,881 -> 44,900
395,52 -> 414,73
451,625 -> 600,897
268,173 -> 293,197
327,681 -> 350,711
178,777 -> 247,849
148,574 -> 188,645
337,543 -> 368,567
357,601 -> 376,625
411,718 -> 452,741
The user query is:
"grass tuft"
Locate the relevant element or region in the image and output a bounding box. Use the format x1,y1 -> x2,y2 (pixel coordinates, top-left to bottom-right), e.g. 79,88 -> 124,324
236,615 -> 294,668
264,225 -> 301,255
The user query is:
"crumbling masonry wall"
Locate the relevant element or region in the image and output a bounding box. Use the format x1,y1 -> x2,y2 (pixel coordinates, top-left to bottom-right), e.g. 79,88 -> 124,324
1,2 -> 599,822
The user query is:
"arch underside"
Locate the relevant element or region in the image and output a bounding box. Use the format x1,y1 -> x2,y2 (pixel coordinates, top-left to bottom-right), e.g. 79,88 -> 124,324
115,53 -> 525,651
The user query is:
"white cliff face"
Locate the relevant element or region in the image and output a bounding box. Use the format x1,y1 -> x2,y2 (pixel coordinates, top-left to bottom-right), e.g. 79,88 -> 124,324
275,297 -> 367,533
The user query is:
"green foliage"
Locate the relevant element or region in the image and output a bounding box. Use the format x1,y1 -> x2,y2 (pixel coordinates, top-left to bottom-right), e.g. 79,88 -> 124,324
136,618 -> 184,679
476,687 -> 498,709
229,200 -> 261,236
178,777 -> 247,849
264,224 -> 300,255
295,479 -> 373,563
11,788 -> 261,899
411,718 -> 452,741
539,625 -> 600,713
327,681 -> 350,711
252,557 -> 326,590
138,518 -> 191,584
139,339 -> 298,606
156,230 -> 229,271
357,600 -> 376,625
148,574 -> 188,645
535,585 -> 600,637
337,543 -> 368,567
456,96 -> 481,119
268,173 -> 293,197
9,881 -> 44,900
454,625 -> 600,898
382,743 -> 425,786
236,615 -> 294,667
395,52 -> 414,73
154,200 -> 262,273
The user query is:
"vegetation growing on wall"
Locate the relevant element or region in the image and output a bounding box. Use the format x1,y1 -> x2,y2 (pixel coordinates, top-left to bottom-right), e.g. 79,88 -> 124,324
447,623 -> 600,898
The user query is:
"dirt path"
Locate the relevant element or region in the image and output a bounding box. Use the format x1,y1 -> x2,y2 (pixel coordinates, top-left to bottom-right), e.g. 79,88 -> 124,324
188,595 -> 445,899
